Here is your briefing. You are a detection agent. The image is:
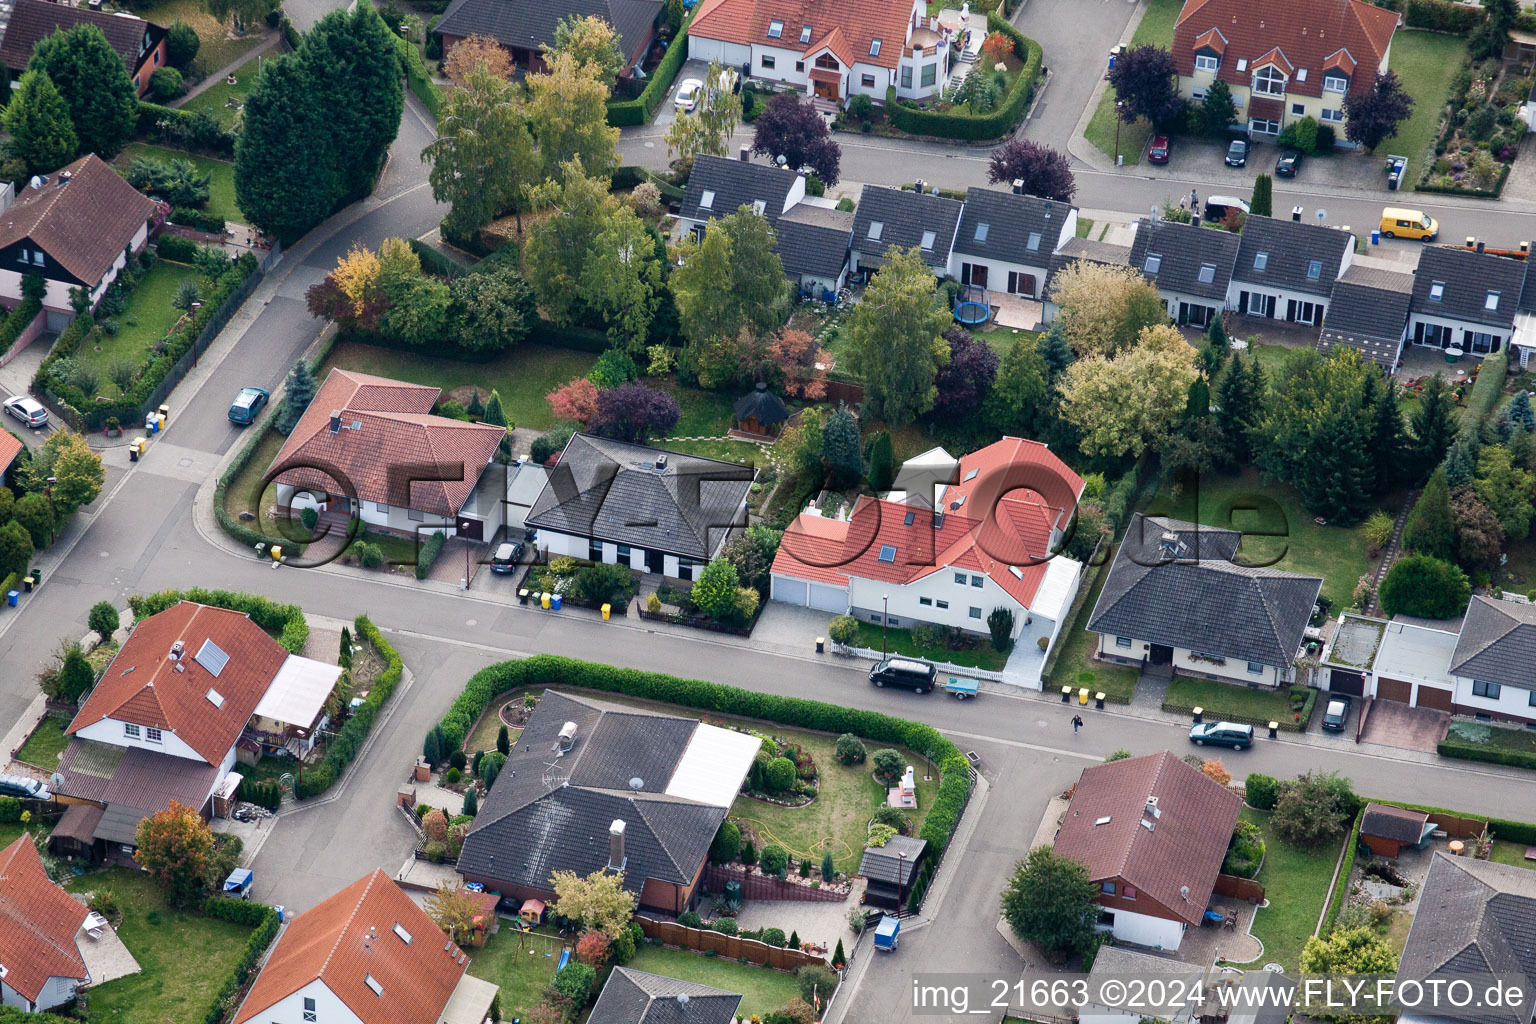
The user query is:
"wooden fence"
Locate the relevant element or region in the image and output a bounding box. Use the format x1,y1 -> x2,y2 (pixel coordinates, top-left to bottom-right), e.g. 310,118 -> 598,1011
636,917 -> 829,971
1425,812 -> 1488,839
824,379 -> 864,408
702,864 -> 847,903
1214,873 -> 1266,904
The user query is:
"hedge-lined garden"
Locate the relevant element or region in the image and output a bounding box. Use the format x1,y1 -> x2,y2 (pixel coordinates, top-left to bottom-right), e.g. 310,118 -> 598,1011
129,588 -> 310,653
884,13 -> 1042,141
294,614 -> 403,799
201,897 -> 281,1024
606,9 -> 698,127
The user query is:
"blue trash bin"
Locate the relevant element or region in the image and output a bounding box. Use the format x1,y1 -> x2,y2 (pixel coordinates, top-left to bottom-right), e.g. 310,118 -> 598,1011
274,905 -> 285,922
551,593 -> 563,611
6,590 -> 16,607
1371,229 -> 1381,245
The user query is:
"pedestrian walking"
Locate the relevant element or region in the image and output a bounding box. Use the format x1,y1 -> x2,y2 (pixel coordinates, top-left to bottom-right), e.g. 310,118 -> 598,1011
1179,193 -> 1189,211
1190,188 -> 1199,209
1072,714 -> 1084,734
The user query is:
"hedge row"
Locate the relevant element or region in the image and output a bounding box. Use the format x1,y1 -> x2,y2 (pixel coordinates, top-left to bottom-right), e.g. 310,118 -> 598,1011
1322,807 -> 1364,934
408,238 -> 466,279
200,898 -> 280,1024
172,207 -> 227,234
1366,796 -> 1536,846
129,588 -> 309,653
884,12 -> 1042,141
434,655 -> 975,857
613,164 -> 686,203
239,778 -> 282,811
213,421 -> 292,552
415,530 -> 447,580
1162,691 -> 1316,733
296,614 -> 404,800
0,297 -> 42,359
156,235 -> 200,262
1461,346 -> 1507,434
396,34 -> 442,117
1404,0 -> 1484,33
1437,737 -> 1536,769
0,571 -> 20,605
607,16 -> 694,127
137,101 -> 238,158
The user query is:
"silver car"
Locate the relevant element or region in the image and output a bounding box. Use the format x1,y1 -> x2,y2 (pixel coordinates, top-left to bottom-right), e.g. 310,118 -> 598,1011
3,395 -> 48,428
0,773 -> 50,800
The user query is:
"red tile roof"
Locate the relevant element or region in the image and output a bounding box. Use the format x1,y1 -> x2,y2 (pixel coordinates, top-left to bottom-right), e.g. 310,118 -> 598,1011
0,431 -> 21,476
0,154 -> 155,287
1173,0 -> 1397,101
234,869 -> 468,1024
1052,751 -> 1242,926
1193,26 -> 1227,53
268,369 -> 504,518
689,0 -> 914,69
67,602 -> 289,766
0,835 -> 88,1003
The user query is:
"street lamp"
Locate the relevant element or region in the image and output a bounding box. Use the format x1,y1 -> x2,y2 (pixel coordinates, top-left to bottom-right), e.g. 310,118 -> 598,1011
1114,100 -> 1125,165
460,521 -> 472,589
882,594 -> 890,658
44,476 -> 57,545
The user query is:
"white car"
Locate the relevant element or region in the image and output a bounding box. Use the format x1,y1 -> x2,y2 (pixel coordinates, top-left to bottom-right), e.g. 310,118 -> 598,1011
674,78 -> 704,112
3,395 -> 47,428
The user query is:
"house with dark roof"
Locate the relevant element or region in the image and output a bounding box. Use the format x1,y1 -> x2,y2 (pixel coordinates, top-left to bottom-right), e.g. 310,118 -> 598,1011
590,969 -> 742,1024
1408,247 -> 1528,358
526,432 -> 754,581
1317,263 -> 1415,369
1087,514 -> 1322,686
1229,216 -> 1355,326
858,834 -> 926,910
1171,0 -> 1398,139
689,0 -> 953,107
434,0 -> 661,78
949,186 -> 1079,302
1053,751 -> 1242,951
1043,236 -> 1133,322
457,691 -> 759,914
0,0 -> 167,96
0,154 -> 158,324
232,868 -> 498,1024
850,185 -> 963,277
1081,948 -> 1209,1024
1396,852 -> 1536,1024
266,368 -> 507,543
1447,595 -> 1536,726
1128,217 -> 1240,327
777,203 -> 854,294
1360,803 -> 1434,859
52,601 -> 342,859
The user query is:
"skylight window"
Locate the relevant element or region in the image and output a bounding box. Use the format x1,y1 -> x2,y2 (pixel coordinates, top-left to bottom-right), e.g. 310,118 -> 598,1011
869,38 -> 881,56
868,221 -> 883,241
963,468 -> 978,482
195,639 -> 229,678
1486,290 -> 1501,311
1144,254 -> 1162,274
768,19 -> 783,37
920,230 -> 936,250
1430,281 -> 1444,302
975,223 -> 989,242
206,688 -> 224,709
1026,231 -> 1041,251
878,544 -> 897,563
800,23 -> 811,42
903,510 -> 915,526
1094,816 -> 1112,826
699,190 -> 714,209
365,975 -> 384,997
1198,263 -> 1215,284
1253,252 -> 1268,271
752,199 -> 766,215
1307,259 -> 1323,280
393,923 -> 412,945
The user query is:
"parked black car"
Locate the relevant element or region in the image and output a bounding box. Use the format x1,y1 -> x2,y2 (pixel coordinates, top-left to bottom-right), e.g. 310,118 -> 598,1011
1322,694 -> 1353,732
1189,721 -> 1254,749
1275,149 -> 1303,178
489,541 -> 524,574
1225,138 -> 1249,167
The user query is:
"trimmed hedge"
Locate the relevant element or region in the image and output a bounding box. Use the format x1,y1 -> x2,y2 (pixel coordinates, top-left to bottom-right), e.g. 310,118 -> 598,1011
433,655 -> 975,858
199,898 -> 279,1024
607,13 -> 696,127
408,238 -> 466,279
238,778 -> 282,811
0,571 -> 20,606
396,34 -> 442,117
1322,807 -> 1364,934
0,297 -> 41,359
171,207 -> 227,234
213,421 -> 292,552
129,589 -> 308,653
156,235 -> 199,262
295,614 -> 404,800
1461,346 -> 1507,434
1404,0 -> 1484,33
415,529 -> 447,580
1438,737 -> 1536,769
137,101 -> 238,157
884,12 -> 1042,141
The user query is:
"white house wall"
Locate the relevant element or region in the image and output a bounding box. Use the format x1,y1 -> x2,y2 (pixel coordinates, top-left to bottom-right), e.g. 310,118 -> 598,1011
75,717 -> 209,764
1103,908 -> 1186,950
1408,313 -> 1511,353
952,254 -> 1052,298
1449,674 -> 1536,720
686,36 -> 750,67
1095,634 -> 1286,685
848,571 -> 1028,636
240,980 -> 365,1024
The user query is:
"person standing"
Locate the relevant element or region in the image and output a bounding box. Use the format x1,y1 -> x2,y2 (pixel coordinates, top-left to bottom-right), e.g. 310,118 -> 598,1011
1072,714 -> 1084,734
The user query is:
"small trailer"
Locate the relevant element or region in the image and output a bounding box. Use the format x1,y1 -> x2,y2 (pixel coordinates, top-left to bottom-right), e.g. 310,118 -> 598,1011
944,676 -> 979,700
222,868 -> 253,899
873,914 -> 901,952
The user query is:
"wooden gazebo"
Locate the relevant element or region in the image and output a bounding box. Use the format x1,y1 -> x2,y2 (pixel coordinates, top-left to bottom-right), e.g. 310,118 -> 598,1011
731,382 -> 789,440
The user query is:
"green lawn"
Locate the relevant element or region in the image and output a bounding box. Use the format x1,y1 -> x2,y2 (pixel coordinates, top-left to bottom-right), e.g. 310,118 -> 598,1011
0,822 -> 50,849
1489,840 -> 1536,869
134,0 -> 266,75
65,868 -> 258,1024
1234,807 -> 1344,972
15,715 -> 68,771
112,143 -> 241,227
1447,719 -> 1536,757
1076,217 -> 1095,239
975,324 -> 1036,357
179,51 -> 269,125
465,927 -> 568,1021
1082,0 -> 1184,164
1042,561 -> 1139,703
79,261 -> 202,396
626,945 -> 803,1018
1142,467 -> 1372,609
1166,677 -> 1307,725
852,619 -> 1009,672
1392,31 -> 1471,192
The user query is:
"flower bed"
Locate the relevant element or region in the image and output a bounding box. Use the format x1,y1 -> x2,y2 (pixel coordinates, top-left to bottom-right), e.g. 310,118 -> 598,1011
519,555 -> 636,612
1419,55 -> 1531,197
883,12 -> 1042,141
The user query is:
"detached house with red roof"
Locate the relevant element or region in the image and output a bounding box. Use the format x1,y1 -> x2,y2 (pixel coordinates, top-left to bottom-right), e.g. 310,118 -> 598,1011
770,438 -> 1086,680
232,868 -> 500,1024
688,0 -> 957,107
1172,0 -> 1399,139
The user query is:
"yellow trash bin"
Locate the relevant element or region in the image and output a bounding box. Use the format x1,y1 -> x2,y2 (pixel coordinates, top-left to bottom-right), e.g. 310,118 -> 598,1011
270,545 -> 282,561
541,593 -> 551,609
601,603 -> 611,620
157,413 -> 167,430
1078,687 -> 1090,705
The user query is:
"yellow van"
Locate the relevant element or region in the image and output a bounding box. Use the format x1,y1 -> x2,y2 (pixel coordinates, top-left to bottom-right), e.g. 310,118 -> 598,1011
1380,207 -> 1439,241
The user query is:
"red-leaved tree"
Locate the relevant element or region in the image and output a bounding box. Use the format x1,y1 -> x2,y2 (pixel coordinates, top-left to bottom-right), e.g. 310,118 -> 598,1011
575,930 -> 612,966
763,328 -> 829,401
986,139 -> 1076,201
547,377 -> 600,422
587,383 -> 680,443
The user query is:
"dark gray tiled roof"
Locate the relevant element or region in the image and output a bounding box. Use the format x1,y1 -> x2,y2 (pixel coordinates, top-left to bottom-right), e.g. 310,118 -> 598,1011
1127,219 -> 1240,301
1411,247 -> 1528,330
851,186 -> 963,270
459,692 -> 733,894
1318,277 -> 1411,368
680,155 -> 798,226
732,384 -> 788,426
776,204 -> 853,280
1361,803 -> 1428,845
858,835 -> 926,885
1232,217 -> 1353,297
1449,595 -> 1536,688
1520,253 -> 1536,313
1396,853 -> 1536,1024
435,0 -> 661,64
526,433 -> 754,559
1044,238 -> 1132,300
1086,514 -> 1322,668
952,187 -> 1070,267
590,969 -> 742,1024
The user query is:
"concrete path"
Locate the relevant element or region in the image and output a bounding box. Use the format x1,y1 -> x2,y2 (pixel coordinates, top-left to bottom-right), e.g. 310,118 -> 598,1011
171,32 -> 281,109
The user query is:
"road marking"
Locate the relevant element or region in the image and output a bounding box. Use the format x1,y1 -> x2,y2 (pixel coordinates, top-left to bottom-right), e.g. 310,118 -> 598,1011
944,729 -> 1105,762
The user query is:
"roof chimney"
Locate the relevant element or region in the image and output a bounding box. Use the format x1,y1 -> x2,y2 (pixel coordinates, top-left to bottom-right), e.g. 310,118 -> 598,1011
739,144 -> 750,162
608,819 -> 627,871
328,410 -> 342,434
1477,240 -> 1486,254
57,171 -> 71,188
654,454 -> 668,472
169,640 -> 184,660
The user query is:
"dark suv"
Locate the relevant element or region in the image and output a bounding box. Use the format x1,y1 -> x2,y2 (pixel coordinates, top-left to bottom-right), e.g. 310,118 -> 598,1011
1189,721 -> 1254,749
869,658 -> 936,693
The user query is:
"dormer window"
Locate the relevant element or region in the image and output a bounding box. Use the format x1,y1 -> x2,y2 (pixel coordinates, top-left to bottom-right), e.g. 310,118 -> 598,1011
1324,74 -> 1347,93
124,723 -> 141,738
1144,254 -> 1162,274
146,726 -> 162,743
768,19 -> 783,37
1194,54 -> 1219,72
920,230 -> 936,250
1253,65 -> 1286,97
1253,252 -> 1269,271
870,38 -> 882,56
1307,260 -> 1323,281
1486,290 -> 1501,311
800,24 -> 812,42
1198,263 -> 1215,284
1430,281 -> 1445,302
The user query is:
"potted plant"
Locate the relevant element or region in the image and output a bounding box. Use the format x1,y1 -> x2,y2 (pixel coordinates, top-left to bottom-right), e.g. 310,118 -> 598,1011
103,416 -> 121,437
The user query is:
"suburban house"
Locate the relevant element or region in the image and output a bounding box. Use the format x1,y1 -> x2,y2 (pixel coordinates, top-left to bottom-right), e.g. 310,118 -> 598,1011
1053,751 -> 1242,952
951,186 -> 1079,301
0,431 -> 21,484
1088,514 -> 1323,687
678,155 -> 853,295
457,690 -> 758,914
232,867 -> 499,1024
0,154 -> 157,327
433,0 -> 660,78
1080,948 -> 1207,1024
1229,216 -> 1355,326
267,368 -> 508,543
1447,595 -> 1536,725
688,0 -> 956,107
1043,236 -> 1133,323
525,432 -> 754,581
1407,246 -> 1527,357
850,185 -> 963,278
590,969 -> 742,1024
771,437 -> 1086,670
1359,803 -> 1435,859
1396,853 -> 1536,1024
0,835 -> 88,1012
1128,217 -> 1240,327
858,834 -> 926,911
0,0 -> 168,96
1316,263 -> 1415,369
50,601 -> 342,861
1170,0 -> 1399,139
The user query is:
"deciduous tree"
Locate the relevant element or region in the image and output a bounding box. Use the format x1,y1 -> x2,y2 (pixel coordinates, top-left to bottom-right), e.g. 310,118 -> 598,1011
0,521 -> 33,581
28,24 -> 137,158
1058,325 -> 1199,458
666,60 -> 740,167
447,262 -> 537,352
543,14 -> 625,89
1474,444 -> 1534,539
985,139 -> 1075,201
692,557 -> 740,619
1048,261 -> 1167,357
527,52 -> 620,180
933,327 -> 999,423
842,246 -> 948,425
424,884 -> 482,941
1106,44 -> 1181,125
751,93 -> 840,185
13,492 -> 55,549
24,431 -> 102,515
203,0 -> 279,32
547,377 -> 600,422
1451,486 -> 1505,570
134,801 -> 215,907
983,335 -> 1051,438
1300,927 -> 1399,975
3,71 -> 77,175
88,601 -> 119,641
551,868 -> 638,939
587,382 -> 679,442
671,207 -> 787,360
423,65 -> 537,241
1000,847 -> 1099,963
443,34 -> 514,83
1271,770 -> 1355,850
1343,71 -> 1414,152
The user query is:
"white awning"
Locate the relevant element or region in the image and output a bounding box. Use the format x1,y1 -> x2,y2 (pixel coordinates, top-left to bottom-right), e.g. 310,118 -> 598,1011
665,722 -> 761,807
254,656 -> 343,728
438,974 -> 500,1024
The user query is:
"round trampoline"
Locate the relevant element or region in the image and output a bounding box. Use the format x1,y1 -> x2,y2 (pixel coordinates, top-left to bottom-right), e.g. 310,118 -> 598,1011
953,285 -> 992,325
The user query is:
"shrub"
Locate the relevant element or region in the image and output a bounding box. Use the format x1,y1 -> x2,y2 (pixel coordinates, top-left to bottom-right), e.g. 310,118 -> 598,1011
797,964 -> 838,1005
828,614 -> 858,647
149,67 -> 184,100
760,844 -> 789,874
711,916 -> 738,934
834,732 -> 866,764
166,21 -> 199,68
1379,554 -> 1470,619
871,748 -> 904,785
445,767 -> 462,784
761,926 -> 786,947
871,805 -> 907,829
1272,770 -> 1355,849
353,541 -> 384,568
415,530 -> 447,580
90,887 -> 119,919
155,235 -> 199,263
710,821 -> 741,863
764,756 -> 796,793
1223,819 -> 1266,878
552,962 -> 596,1005
0,797 -> 19,823
1245,773 -> 1280,810
678,910 -> 703,928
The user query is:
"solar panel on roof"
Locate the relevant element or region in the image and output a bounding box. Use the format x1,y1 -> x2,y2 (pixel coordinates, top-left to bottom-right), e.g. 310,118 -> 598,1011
195,638 -> 229,678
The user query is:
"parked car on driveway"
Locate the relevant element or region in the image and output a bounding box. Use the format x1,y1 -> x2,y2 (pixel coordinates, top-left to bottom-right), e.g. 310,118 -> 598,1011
3,395 -> 47,428
1322,695 -> 1353,732
1189,721 -> 1254,749
227,386 -> 269,425
1225,138 -> 1249,167
674,78 -> 704,112
489,541 -> 524,574
1148,135 -> 1171,164
0,773 -> 49,800
1275,149 -> 1303,178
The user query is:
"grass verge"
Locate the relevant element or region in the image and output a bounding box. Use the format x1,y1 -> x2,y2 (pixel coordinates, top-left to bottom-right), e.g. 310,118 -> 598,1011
1042,556 -> 1139,703
1081,0 -> 1184,164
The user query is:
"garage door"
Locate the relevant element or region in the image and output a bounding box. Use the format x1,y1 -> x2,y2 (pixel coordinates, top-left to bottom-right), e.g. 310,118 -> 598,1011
1378,677 -> 1412,704
808,583 -> 847,612
1330,670 -> 1366,696
772,577 -> 808,606
1415,685 -> 1454,712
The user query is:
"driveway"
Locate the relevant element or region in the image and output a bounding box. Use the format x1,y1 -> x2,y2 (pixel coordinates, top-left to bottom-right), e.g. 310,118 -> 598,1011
651,59 -> 713,128
1117,135 -> 1404,204
1358,699 -> 1450,754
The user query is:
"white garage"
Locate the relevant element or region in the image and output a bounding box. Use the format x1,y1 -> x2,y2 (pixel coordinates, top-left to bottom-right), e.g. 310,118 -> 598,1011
771,574 -> 848,612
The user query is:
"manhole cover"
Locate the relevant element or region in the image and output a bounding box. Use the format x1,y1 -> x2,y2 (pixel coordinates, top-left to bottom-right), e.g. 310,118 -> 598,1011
179,458 -> 193,467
